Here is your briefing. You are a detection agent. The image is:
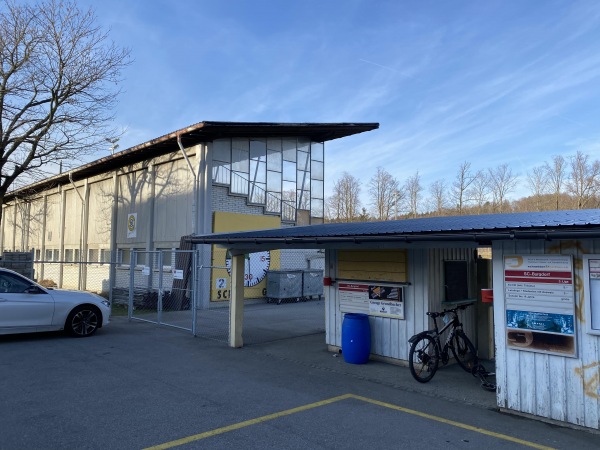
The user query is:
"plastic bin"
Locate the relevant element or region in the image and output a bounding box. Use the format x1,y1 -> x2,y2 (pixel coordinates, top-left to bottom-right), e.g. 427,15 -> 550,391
342,313 -> 371,364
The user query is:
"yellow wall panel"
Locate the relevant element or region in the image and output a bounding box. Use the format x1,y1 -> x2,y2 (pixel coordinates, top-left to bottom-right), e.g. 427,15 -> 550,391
338,249 -> 408,283
211,212 -> 281,300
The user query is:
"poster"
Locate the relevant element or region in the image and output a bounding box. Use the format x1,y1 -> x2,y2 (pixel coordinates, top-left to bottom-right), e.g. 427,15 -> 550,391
338,282 -> 404,319
504,255 -> 576,356
127,213 -> 137,238
583,256 -> 600,335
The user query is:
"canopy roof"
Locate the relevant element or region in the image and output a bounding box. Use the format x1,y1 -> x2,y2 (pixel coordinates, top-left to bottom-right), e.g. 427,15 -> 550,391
186,209 -> 600,252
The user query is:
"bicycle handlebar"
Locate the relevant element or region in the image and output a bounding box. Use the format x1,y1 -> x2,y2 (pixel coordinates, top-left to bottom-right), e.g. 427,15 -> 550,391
427,302 -> 473,318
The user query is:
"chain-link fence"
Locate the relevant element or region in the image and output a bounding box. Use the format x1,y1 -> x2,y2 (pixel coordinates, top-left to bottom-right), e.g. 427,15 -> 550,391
3,247 -> 326,345
128,250 -> 196,332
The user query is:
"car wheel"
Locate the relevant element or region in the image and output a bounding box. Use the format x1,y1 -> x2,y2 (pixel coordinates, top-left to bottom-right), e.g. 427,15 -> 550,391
66,305 -> 101,337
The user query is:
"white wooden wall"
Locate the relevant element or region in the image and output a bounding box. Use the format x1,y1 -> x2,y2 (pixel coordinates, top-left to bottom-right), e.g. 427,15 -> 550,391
325,247 -> 477,362
493,239 -> 600,430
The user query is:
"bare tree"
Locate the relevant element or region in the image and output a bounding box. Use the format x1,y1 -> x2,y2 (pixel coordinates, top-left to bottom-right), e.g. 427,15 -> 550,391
451,161 -> 476,214
326,172 -> 362,222
488,164 -> 518,212
428,179 -> 447,216
0,0 -> 130,227
544,155 -> 566,210
367,167 -> 400,220
567,150 -> 600,209
469,170 -> 490,214
405,171 -> 422,219
526,165 -> 548,211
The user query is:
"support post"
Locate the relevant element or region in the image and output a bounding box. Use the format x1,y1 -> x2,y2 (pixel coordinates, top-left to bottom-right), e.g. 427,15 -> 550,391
229,253 -> 245,348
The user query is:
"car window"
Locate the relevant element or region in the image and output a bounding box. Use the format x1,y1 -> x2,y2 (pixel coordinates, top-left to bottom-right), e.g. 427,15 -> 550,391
0,272 -> 33,293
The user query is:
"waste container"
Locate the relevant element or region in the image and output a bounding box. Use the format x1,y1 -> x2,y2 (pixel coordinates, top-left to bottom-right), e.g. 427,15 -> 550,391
266,270 -> 303,304
302,269 -> 323,299
342,313 -> 371,364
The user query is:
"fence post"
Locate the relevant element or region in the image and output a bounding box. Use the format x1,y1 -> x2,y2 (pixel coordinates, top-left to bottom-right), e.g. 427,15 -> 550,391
128,251 -> 135,321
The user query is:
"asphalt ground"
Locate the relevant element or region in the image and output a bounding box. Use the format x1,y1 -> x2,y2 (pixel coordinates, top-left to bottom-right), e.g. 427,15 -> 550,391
1,317 -> 598,450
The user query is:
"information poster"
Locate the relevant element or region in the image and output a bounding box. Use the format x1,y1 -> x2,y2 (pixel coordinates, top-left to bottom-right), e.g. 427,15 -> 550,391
338,282 -> 404,319
583,256 -> 600,335
504,255 -> 576,356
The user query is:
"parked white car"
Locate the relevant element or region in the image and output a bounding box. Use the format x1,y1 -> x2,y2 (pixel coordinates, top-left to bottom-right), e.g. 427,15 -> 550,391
0,268 -> 110,337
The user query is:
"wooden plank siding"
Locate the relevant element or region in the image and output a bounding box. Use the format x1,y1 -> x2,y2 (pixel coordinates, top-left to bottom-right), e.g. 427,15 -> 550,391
337,249 -> 407,283
494,239 -> 600,430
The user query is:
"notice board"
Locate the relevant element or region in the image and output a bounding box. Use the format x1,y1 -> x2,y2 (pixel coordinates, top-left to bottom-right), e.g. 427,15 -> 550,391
504,255 -> 576,357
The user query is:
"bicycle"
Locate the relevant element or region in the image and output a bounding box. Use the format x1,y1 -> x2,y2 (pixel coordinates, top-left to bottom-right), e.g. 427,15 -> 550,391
408,303 -> 479,383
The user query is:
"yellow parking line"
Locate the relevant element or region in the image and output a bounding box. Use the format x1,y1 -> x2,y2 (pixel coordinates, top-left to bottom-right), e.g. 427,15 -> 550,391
143,393 -> 555,450
350,394 -> 555,450
143,394 -> 353,450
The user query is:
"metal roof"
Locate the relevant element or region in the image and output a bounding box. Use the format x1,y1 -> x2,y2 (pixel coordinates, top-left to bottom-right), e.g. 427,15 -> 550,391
7,121 -> 378,199
186,209 -> 600,251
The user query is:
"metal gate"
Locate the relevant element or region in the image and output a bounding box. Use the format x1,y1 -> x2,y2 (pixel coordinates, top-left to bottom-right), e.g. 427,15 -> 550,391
129,250 -> 197,332
194,265 -> 231,343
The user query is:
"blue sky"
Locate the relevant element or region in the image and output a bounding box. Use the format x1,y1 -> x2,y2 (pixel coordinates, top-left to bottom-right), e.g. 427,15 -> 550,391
82,0 -> 600,205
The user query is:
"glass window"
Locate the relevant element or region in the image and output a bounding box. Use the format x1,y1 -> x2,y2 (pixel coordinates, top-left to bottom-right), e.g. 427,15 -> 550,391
267,170 -> 282,192
64,249 -> 74,262
297,137 -> 310,154
297,190 -> 310,210
250,139 -> 266,161
297,151 -> 310,171
157,248 -> 173,267
119,248 -> 131,265
35,249 -> 40,260
311,179 -> 324,199
0,272 -> 32,293
45,249 -> 52,260
74,249 -> 80,262
311,141 -> 324,162
231,139 -> 249,173
89,249 -> 99,262
283,161 -> 296,182
249,183 -> 266,204
297,171 -> 310,190
53,249 -> 59,261
311,161 -> 324,181
250,160 -> 267,183
212,162 -> 231,185
282,139 -> 296,162
265,191 -> 281,213
213,139 -> 231,162
100,249 -> 111,263
267,149 -> 282,172
134,249 -> 146,266
311,198 -> 324,218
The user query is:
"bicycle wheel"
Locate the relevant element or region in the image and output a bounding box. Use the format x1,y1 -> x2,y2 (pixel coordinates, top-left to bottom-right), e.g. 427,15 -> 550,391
409,335 -> 439,383
451,331 -> 478,372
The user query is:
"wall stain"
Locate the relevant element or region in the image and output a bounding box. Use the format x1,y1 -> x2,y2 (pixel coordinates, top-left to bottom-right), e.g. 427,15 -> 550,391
574,361 -> 600,399
547,241 -> 588,322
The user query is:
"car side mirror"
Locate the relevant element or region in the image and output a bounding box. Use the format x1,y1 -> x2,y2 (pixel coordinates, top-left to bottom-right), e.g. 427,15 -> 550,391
24,286 -> 44,294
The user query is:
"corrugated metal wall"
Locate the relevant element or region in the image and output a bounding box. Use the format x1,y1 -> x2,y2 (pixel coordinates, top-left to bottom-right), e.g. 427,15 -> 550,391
493,239 -> 600,430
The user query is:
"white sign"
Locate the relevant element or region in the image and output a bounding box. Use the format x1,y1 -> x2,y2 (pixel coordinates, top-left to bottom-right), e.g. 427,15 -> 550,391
127,213 -> 137,238
338,282 -> 404,319
172,269 -> 184,280
215,278 -> 227,289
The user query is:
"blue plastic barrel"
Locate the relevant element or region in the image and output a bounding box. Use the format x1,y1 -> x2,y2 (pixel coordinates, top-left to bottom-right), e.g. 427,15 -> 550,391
342,313 -> 371,364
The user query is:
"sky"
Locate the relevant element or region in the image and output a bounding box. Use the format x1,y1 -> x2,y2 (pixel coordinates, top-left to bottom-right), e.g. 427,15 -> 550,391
79,0 -> 600,207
